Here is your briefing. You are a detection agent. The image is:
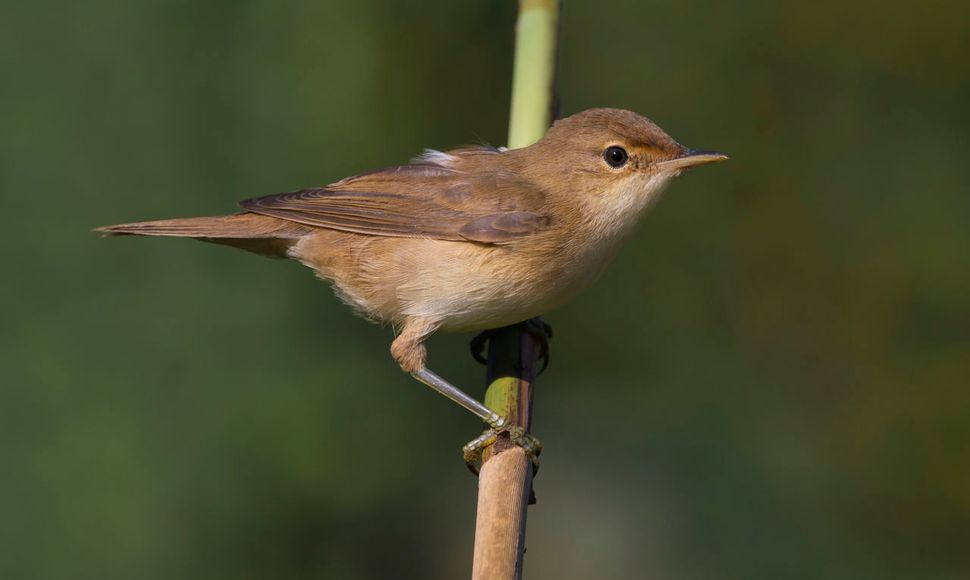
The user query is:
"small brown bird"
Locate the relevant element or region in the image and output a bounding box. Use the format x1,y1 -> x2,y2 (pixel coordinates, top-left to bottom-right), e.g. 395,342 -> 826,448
97,108 -> 726,461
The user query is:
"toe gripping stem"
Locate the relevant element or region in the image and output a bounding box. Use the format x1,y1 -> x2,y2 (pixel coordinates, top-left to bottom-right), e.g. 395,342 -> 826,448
460,386 -> 541,478
470,317 -> 553,374
463,425 -> 542,478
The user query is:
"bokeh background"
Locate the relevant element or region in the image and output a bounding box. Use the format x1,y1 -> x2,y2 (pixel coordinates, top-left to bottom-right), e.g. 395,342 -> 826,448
3,1 -> 969,578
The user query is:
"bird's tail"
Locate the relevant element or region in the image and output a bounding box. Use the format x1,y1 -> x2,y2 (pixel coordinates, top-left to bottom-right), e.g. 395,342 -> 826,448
94,212 -> 311,258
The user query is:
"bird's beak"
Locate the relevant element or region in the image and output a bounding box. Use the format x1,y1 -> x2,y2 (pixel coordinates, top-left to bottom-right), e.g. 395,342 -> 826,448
657,149 -> 729,171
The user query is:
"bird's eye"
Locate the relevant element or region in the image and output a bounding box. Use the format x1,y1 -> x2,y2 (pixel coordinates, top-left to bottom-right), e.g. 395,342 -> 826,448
604,146 -> 628,168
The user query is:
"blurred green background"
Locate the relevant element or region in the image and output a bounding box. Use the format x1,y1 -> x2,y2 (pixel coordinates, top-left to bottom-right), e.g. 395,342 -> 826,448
3,1 -> 969,578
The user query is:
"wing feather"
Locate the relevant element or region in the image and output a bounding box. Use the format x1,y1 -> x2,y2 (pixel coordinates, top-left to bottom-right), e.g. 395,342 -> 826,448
239,154 -> 551,244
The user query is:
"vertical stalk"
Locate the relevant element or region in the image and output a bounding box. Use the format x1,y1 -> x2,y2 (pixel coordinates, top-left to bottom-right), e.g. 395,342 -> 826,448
507,0 -> 560,149
471,1 -> 559,579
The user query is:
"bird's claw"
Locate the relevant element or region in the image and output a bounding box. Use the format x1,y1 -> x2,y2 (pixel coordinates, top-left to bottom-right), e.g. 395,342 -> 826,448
463,425 -> 542,476
469,317 -> 553,373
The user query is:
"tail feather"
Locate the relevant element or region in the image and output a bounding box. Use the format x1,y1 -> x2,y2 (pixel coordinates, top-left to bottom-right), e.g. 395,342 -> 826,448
95,212 -> 305,238
94,212 -> 311,257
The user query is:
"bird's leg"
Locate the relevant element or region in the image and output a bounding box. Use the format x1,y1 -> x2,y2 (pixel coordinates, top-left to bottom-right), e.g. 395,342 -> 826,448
469,317 -> 553,373
414,368 -> 540,475
392,318 -> 539,470
410,367 -> 508,431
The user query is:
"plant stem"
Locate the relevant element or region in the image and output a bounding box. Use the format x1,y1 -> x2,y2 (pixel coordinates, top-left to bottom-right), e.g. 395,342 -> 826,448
507,0 -> 560,149
471,1 -> 559,579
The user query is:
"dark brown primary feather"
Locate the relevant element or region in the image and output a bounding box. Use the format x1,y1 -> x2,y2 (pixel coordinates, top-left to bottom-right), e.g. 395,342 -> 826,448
240,153 -> 552,244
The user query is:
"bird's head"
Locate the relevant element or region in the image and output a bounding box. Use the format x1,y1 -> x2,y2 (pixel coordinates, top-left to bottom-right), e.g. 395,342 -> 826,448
537,107 -> 725,185
520,108 -> 727,233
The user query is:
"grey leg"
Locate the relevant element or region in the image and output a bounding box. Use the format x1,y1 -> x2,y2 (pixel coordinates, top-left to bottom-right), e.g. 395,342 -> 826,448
413,367 -> 540,473
411,367 -> 507,431
392,317 -> 540,472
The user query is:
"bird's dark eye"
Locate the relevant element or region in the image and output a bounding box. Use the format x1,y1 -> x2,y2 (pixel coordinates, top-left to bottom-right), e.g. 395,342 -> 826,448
604,146 -> 628,168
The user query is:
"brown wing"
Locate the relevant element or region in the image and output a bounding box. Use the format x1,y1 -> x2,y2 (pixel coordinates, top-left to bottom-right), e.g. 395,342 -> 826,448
239,158 -> 551,244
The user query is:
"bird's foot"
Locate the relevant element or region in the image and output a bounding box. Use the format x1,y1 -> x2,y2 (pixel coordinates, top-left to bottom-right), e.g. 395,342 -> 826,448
463,425 -> 542,476
469,317 -> 553,373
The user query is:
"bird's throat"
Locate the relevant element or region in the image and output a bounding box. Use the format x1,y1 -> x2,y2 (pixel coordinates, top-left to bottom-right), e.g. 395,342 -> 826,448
582,172 -> 675,242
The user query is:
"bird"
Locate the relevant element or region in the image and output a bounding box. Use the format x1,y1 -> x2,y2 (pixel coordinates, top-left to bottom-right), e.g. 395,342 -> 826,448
96,107 -> 726,464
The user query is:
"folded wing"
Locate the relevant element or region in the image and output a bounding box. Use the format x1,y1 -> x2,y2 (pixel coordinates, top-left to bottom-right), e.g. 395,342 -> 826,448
240,158 -> 551,244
